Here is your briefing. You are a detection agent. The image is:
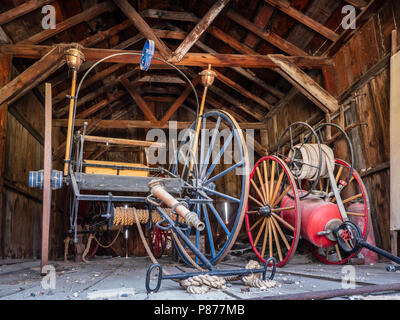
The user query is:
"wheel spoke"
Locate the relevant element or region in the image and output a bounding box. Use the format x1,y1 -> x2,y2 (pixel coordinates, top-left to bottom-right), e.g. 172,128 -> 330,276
269,161 -> 276,203
335,244 -> 343,260
270,217 -> 283,262
272,185 -> 292,207
263,161 -> 270,201
204,131 -> 234,180
199,118 -> 207,169
261,218 -> 270,258
249,216 -> 264,232
207,203 -> 230,236
268,217 -> 273,258
250,179 -> 267,205
203,187 -> 240,203
256,167 -> 268,204
202,204 -> 216,258
205,160 -> 244,184
254,218 -> 267,247
271,171 -> 285,206
346,211 -> 365,217
271,212 -> 294,232
272,206 -> 295,212
271,216 -> 291,251
342,193 -> 363,204
249,195 -> 264,207
201,116 -> 221,176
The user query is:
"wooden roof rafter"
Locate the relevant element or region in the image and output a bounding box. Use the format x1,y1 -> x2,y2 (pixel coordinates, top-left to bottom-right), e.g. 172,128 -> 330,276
263,0 -> 340,42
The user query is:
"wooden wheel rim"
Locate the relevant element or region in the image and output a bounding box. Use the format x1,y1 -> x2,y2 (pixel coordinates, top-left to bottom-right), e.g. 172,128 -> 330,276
245,155 -> 301,267
306,158 -> 371,265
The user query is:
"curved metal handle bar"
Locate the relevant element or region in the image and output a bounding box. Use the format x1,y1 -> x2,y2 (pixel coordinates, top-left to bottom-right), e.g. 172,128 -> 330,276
275,121 -> 322,199
314,122 -> 354,192
263,257 -> 277,280
68,52 -> 201,167
145,263 -> 163,294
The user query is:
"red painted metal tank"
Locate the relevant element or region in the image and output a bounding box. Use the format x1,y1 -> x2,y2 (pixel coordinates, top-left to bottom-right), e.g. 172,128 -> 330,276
281,193 -> 342,248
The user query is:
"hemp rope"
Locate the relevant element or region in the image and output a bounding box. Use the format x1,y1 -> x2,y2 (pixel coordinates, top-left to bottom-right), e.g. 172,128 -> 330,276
131,207 -> 277,294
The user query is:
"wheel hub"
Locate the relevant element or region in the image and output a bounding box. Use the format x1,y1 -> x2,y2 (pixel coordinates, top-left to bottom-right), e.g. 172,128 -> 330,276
258,205 -> 272,217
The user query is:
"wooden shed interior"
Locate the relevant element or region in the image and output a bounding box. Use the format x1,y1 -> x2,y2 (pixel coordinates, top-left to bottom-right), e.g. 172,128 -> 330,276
0,0 -> 398,268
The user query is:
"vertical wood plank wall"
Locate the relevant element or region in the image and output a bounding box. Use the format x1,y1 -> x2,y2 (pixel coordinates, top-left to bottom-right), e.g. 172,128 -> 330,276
1,84 -> 66,259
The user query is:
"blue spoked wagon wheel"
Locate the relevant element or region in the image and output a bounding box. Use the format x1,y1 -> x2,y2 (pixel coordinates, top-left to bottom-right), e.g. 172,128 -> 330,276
172,110 -> 250,266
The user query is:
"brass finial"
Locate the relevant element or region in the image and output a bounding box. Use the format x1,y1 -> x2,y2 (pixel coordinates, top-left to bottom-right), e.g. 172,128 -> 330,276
199,64 -> 217,87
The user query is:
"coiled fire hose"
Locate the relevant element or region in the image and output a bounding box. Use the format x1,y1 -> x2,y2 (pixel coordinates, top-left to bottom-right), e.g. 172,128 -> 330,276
289,144 -> 335,181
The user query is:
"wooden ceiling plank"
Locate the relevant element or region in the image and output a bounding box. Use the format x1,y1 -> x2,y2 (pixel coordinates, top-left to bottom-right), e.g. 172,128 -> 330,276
112,0 -> 172,59
169,0 -> 230,63
18,2 -> 113,44
0,0 -> 56,26
269,54 -> 339,113
264,0 -> 339,42
119,75 -> 160,125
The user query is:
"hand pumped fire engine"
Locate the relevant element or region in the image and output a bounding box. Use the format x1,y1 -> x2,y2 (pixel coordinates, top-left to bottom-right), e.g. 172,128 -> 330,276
245,122 -> 400,270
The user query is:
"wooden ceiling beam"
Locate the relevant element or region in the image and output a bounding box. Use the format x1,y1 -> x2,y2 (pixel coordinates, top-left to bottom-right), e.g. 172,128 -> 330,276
53,119 -> 267,130
0,44 -> 333,68
140,9 -> 199,22
0,46 -> 64,106
169,0 -> 230,63
79,19 -> 132,47
119,75 -> 160,125
19,2 -> 113,44
76,90 -> 126,119
0,0 -> 56,26
159,76 -> 200,126
213,69 -> 273,111
343,0 -> 368,9
269,54 -> 339,113
224,8 -> 308,56
112,0 -> 172,59
263,0 -> 339,42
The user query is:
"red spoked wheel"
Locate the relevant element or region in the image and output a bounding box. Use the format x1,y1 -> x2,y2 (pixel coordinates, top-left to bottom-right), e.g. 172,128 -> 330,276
245,155 -> 301,267
150,227 -> 168,258
306,159 -> 371,264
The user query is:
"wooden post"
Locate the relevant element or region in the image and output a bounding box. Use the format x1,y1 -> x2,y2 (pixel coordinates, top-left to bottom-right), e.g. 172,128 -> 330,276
390,29 -> 399,256
0,53 -> 11,257
41,83 -> 52,273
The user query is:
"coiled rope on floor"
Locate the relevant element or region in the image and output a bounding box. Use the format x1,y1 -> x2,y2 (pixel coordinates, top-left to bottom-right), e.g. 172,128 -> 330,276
289,144 -> 335,181
131,207 -> 277,294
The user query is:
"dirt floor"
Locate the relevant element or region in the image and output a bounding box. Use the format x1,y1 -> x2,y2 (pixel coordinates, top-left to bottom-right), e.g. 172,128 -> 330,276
1,252 -> 400,300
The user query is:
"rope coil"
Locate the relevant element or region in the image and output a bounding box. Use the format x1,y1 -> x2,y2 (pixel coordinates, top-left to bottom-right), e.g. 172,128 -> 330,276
113,207 -> 183,226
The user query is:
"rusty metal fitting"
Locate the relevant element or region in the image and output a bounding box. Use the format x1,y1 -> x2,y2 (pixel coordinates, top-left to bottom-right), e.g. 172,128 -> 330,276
184,211 -> 205,231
